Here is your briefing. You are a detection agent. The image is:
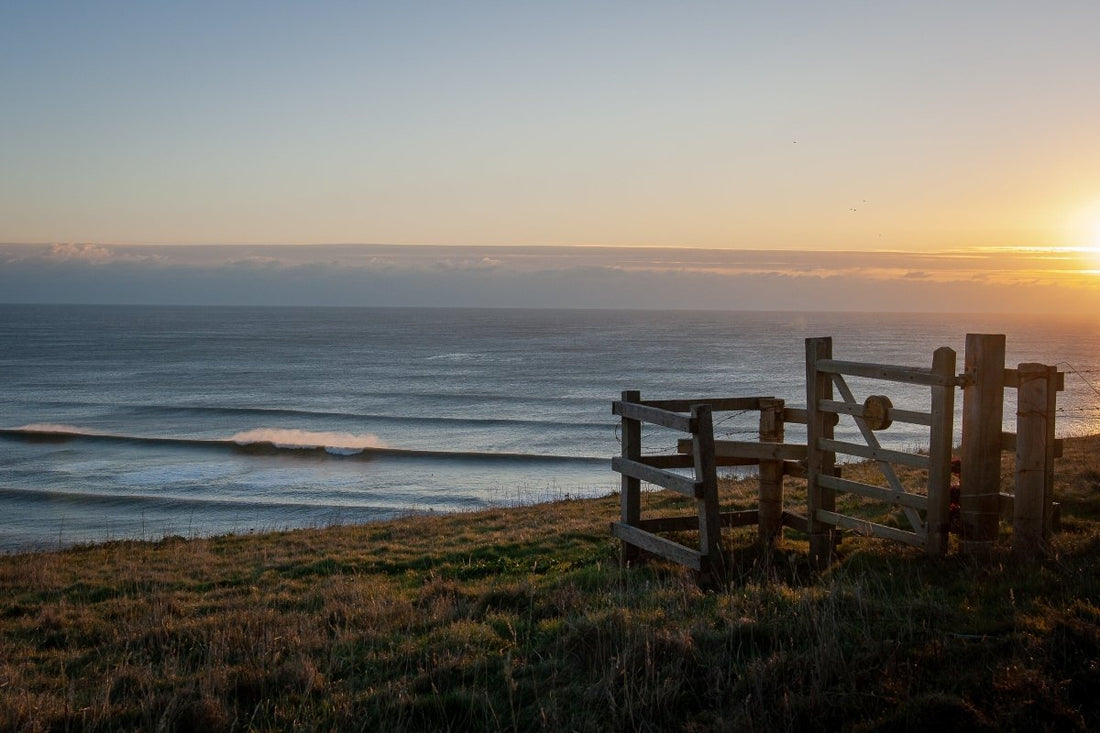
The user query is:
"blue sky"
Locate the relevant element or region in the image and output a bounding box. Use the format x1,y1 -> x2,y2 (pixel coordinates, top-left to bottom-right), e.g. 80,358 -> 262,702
3,2 -> 1100,309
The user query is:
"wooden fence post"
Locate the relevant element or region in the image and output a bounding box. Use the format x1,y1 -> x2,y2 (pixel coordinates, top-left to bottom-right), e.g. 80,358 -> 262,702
692,404 -> 725,582
960,334 -> 1005,554
926,346 -> 956,556
758,398 -> 785,546
620,390 -> 641,565
1042,366 -> 1059,536
805,337 -> 836,567
1014,363 -> 1051,559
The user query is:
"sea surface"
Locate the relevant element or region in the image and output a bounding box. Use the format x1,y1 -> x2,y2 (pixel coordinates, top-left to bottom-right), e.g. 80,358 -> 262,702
2,305 -> 1099,552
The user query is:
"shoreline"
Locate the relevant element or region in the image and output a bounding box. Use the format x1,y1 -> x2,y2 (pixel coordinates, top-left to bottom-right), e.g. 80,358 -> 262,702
6,431 -> 1099,560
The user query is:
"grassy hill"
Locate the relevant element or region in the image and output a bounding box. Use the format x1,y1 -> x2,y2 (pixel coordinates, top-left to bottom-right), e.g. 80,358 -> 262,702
2,436 -> 1099,731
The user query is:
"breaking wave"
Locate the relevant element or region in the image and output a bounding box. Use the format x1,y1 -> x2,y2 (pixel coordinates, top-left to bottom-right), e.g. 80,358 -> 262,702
0,425 -> 605,464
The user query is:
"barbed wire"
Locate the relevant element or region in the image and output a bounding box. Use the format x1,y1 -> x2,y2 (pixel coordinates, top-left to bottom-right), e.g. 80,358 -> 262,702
1056,361 -> 1100,400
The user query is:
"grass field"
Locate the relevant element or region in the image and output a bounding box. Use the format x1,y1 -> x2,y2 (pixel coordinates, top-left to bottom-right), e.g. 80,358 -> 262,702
2,436 -> 1099,731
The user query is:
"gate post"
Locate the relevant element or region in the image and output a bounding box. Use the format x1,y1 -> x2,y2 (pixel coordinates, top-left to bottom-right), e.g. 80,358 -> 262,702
1014,363 -> 1053,559
758,398 -> 785,546
620,390 -> 642,565
926,346 -> 956,555
960,334 -> 1005,554
1042,365 -> 1059,536
805,338 -> 836,567
692,404 -> 725,582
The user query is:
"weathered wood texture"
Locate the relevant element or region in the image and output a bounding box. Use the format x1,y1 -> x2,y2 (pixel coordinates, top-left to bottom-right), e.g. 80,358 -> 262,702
960,334 -> 1005,553
675,439 -> 806,461
817,510 -> 924,547
611,522 -> 702,570
805,337 -> 836,567
638,397 -> 764,412
618,390 -> 642,564
818,399 -> 933,427
998,432 -> 1063,458
610,457 -> 702,497
817,438 -> 931,469
817,474 -> 928,511
816,359 -> 960,387
926,346 -> 957,555
781,511 -> 809,533
1014,363 -> 1053,558
758,398 -> 785,546
805,341 -> 958,559
635,510 -> 758,533
612,400 -> 695,433
691,405 -> 724,579
612,392 -> 729,580
826,371 -> 924,533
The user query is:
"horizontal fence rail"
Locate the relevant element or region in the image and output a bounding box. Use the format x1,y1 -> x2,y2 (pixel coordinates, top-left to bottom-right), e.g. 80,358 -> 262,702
816,358 -> 964,387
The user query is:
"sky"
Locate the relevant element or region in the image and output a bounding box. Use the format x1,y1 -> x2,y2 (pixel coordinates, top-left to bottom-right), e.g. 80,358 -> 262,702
3,1 -> 1100,310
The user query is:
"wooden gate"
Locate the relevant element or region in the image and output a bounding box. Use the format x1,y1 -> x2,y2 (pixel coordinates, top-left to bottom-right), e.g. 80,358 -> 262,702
804,337 -> 959,564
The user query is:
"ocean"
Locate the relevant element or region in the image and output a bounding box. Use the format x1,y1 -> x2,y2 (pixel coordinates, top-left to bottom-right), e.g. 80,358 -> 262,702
2,305 -> 1099,553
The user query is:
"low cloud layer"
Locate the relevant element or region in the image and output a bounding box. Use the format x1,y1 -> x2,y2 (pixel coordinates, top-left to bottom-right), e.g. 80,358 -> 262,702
2,243 -> 1097,313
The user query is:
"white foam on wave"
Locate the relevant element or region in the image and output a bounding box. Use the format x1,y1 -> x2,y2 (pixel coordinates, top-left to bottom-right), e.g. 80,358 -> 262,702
425,352 -> 481,362
230,428 -> 388,454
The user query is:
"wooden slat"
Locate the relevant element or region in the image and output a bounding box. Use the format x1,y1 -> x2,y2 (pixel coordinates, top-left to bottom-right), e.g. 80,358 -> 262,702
613,400 -> 695,432
817,399 -> 933,427
640,397 -> 765,412
611,522 -> 702,570
818,399 -> 863,417
654,452 -> 762,468
638,515 -> 700,532
611,457 -> 702,497
782,460 -> 809,479
828,372 -> 923,532
716,456 -> 765,467
1003,368 -> 1064,391
640,454 -> 696,469
720,509 -> 760,528
889,407 -> 934,426
619,390 -> 642,539
783,407 -> 809,424
816,510 -> 925,547
781,511 -> 809,533
691,404 -> 724,564
818,438 -> 931,468
816,359 -> 959,387
818,474 -> 928,511
714,440 -> 808,461
636,510 -> 759,533
757,397 -> 786,545
1000,431 -> 1063,458
675,438 -> 806,461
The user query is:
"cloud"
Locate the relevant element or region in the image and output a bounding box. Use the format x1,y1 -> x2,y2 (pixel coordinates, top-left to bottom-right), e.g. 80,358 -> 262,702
47,243 -> 116,263
2,242 -> 1099,312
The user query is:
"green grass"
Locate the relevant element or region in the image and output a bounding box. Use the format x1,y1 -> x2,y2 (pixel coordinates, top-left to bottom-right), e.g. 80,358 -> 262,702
2,436 -> 1099,731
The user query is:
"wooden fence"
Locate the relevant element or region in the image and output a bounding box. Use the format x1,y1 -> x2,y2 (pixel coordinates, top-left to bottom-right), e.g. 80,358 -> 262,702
960,334 -> 1064,556
611,391 -> 810,582
612,333 -> 1065,578
804,337 -> 958,564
